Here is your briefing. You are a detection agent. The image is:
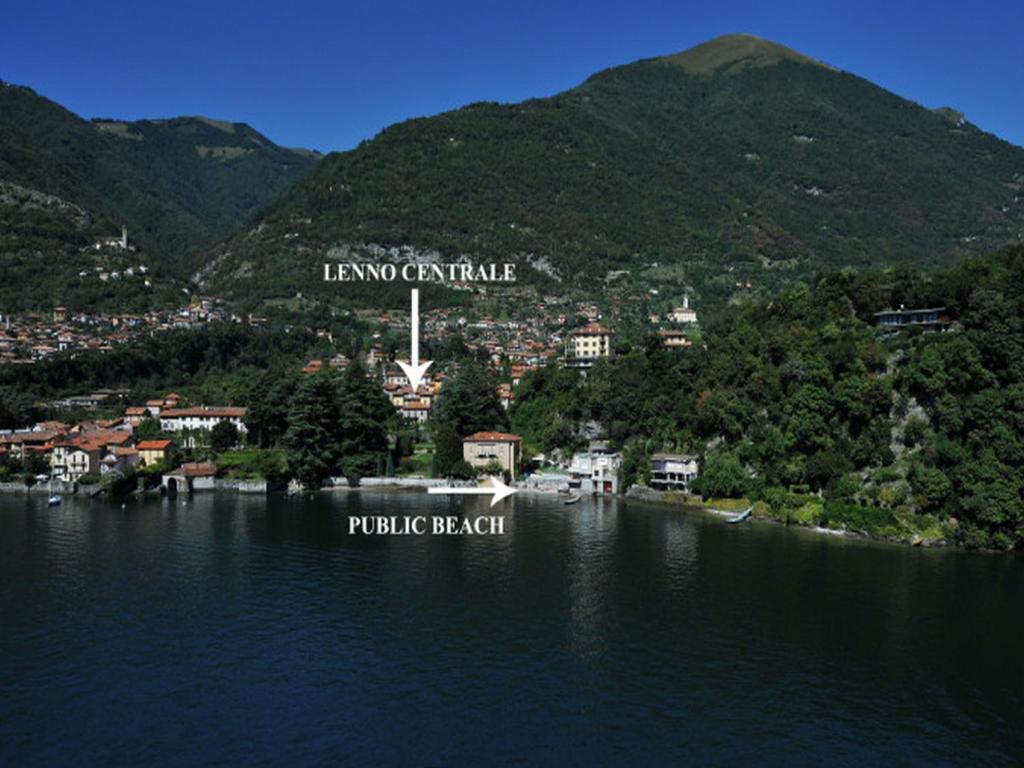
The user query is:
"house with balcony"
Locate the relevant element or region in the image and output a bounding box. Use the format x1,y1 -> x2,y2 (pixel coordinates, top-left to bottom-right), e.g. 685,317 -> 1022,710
873,306 -> 951,332
565,323 -> 615,369
568,441 -> 621,494
649,453 -> 699,492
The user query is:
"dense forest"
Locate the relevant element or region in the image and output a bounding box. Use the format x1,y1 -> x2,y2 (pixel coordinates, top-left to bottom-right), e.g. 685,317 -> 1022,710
510,245 -> 1024,549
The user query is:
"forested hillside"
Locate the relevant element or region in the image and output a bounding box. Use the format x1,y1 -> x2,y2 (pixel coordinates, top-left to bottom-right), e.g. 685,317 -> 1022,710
0,80 -> 319,310
511,245 -> 1024,549
208,34 -> 1024,307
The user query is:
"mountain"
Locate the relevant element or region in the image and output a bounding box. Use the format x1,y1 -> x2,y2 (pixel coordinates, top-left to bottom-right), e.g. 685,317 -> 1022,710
206,33 -> 1024,308
0,80 -> 319,310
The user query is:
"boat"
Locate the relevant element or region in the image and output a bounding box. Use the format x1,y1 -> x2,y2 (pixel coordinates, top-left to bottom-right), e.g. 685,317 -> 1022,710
726,505 -> 753,524
564,495 -> 582,505
46,476 -> 61,507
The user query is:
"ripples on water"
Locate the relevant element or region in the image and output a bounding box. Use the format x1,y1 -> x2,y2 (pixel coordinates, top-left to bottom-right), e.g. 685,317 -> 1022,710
1,492 -> 1022,766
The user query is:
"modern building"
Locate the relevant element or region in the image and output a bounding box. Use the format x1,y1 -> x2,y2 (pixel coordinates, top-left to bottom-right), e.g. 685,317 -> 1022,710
569,441 -> 621,494
873,306 -> 951,332
649,453 -> 699,492
463,432 -> 523,480
565,323 -> 615,368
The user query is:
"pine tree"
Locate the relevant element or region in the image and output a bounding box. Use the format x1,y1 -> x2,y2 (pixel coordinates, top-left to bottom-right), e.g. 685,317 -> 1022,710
283,373 -> 341,487
336,361 -> 394,486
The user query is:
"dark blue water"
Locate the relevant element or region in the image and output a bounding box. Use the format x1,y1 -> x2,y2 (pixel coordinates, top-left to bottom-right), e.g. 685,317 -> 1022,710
1,491 -> 1022,766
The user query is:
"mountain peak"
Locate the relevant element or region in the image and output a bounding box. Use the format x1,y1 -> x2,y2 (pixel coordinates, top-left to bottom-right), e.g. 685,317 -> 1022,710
660,33 -> 825,75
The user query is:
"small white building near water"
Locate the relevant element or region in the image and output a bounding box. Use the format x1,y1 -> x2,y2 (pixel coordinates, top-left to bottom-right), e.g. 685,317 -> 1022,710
569,441 -> 621,495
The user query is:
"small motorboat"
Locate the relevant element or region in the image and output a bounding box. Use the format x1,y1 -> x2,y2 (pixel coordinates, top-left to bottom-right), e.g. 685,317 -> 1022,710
726,505 -> 753,524
564,495 -> 582,505
47,477 -> 61,507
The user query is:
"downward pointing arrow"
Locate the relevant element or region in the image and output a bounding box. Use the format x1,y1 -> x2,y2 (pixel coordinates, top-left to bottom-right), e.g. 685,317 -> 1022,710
428,477 -> 517,507
397,287 -> 433,391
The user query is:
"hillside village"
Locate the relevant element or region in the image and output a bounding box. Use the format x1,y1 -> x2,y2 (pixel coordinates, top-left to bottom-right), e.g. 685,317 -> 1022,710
0,289 -> 704,496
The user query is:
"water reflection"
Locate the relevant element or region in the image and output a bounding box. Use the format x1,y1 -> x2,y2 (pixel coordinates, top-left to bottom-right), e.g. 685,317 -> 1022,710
1,492 -> 1022,766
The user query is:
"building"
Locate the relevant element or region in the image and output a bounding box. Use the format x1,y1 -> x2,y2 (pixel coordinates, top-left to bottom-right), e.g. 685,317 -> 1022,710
137,439 -> 172,467
565,323 -> 615,368
100,447 -> 140,476
569,441 -> 621,494
400,402 -> 430,423
160,407 -> 247,436
667,295 -> 698,325
51,439 -> 104,481
649,453 -> 699,492
0,428 -> 65,460
874,306 -> 951,332
658,330 -> 693,350
463,432 -> 523,480
163,460 -> 217,494
124,406 -> 149,426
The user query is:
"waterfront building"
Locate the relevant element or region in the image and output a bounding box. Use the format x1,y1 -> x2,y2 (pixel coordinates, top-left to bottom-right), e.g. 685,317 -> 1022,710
569,441 -> 621,494
463,432 -> 523,480
649,453 -> 699,492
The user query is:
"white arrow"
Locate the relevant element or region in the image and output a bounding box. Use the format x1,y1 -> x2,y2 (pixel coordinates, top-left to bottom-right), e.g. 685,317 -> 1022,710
428,476 -> 517,507
397,287 -> 433,391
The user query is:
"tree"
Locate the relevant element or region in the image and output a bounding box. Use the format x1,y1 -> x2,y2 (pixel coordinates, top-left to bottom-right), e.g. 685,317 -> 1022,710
246,371 -> 295,448
336,361 -> 394,485
432,421 -> 465,478
136,417 -> 162,440
283,373 -> 341,488
210,421 -> 241,454
697,448 -> 748,498
433,362 -> 506,438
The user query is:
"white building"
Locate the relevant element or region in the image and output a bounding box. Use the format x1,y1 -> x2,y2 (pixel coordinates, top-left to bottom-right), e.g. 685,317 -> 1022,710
649,453 -> 699,492
160,406 -> 247,435
569,442 -> 621,494
667,295 -> 698,325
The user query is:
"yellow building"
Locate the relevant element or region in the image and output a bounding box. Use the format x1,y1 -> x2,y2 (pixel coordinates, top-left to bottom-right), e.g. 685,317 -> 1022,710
565,323 -> 614,367
137,439 -> 172,466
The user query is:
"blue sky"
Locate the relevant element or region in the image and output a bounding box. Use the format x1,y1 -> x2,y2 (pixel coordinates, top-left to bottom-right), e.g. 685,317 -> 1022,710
3,0 -> 1022,152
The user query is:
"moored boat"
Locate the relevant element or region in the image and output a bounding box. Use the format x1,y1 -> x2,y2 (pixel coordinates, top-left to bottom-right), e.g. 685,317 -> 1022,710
727,506 -> 753,524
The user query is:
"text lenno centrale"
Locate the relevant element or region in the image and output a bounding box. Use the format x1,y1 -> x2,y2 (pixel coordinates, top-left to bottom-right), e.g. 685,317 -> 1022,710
323,262 -> 516,283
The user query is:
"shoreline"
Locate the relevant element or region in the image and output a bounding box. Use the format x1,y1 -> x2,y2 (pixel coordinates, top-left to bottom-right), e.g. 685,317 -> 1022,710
5,478 -> 957,550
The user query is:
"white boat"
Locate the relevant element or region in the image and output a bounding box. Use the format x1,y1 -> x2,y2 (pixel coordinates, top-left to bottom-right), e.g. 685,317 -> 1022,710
726,505 -> 753,524
47,477 -> 61,507
564,494 -> 582,505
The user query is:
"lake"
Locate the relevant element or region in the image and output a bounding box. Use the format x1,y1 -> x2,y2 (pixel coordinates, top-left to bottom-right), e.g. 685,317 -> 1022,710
1,491 -> 1022,766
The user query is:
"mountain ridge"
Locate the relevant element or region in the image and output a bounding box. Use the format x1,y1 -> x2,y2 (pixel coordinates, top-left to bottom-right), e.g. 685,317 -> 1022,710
0,79 -> 320,310
205,34 -> 1024,307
